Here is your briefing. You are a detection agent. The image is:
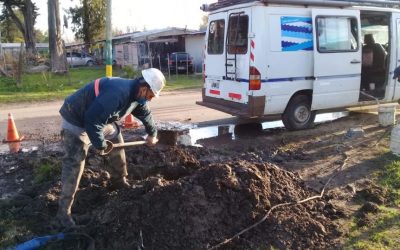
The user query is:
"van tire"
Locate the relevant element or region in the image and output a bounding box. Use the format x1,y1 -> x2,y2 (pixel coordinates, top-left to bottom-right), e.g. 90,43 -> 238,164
282,95 -> 316,130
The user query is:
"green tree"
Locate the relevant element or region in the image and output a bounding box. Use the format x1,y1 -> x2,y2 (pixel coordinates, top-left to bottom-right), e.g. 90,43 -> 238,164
0,9 -> 24,42
0,0 -> 38,56
67,0 -> 106,49
35,29 -> 48,43
199,15 -> 208,31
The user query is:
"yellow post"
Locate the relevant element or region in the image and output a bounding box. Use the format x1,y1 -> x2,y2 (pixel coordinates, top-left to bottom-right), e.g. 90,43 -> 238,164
106,65 -> 112,77
105,0 -> 112,77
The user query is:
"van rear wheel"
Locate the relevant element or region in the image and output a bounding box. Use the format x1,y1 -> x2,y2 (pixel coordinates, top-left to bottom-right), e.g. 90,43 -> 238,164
282,95 -> 316,130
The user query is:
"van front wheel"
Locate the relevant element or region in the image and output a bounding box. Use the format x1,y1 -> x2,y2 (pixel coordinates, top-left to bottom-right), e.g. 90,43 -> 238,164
282,95 -> 316,130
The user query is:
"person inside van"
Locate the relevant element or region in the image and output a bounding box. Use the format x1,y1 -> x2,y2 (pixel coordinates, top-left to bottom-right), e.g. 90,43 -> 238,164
393,65 -> 400,81
361,34 -> 387,91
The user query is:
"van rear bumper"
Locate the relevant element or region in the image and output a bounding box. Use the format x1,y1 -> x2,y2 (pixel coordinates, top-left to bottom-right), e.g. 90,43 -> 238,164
196,88 -> 266,118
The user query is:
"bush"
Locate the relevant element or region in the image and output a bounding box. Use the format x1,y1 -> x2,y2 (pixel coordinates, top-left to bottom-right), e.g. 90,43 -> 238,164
120,65 -> 140,79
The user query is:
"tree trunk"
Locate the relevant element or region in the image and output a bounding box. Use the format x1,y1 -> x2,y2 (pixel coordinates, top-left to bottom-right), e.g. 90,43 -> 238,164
24,0 -> 37,58
16,42 -> 25,87
5,1 -> 37,58
48,0 -> 68,73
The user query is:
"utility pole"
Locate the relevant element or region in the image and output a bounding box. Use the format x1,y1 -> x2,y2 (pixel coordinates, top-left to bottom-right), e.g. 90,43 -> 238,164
105,0 -> 112,77
0,29 -> 3,70
0,30 -> 2,57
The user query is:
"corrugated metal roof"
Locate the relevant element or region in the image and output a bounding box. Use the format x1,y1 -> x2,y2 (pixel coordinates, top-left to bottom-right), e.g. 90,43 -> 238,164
0,43 -> 49,48
65,27 -> 201,47
184,31 -> 206,36
113,27 -> 199,42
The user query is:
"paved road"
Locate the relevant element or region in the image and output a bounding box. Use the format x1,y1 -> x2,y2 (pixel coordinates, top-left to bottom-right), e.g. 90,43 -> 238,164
0,89 -> 234,140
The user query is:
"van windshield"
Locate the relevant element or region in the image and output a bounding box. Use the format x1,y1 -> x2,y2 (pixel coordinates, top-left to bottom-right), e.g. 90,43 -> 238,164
207,19 -> 225,54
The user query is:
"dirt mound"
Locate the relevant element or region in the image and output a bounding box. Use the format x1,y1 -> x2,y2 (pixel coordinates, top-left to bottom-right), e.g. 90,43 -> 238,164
86,157 -> 338,249
1,145 -> 340,250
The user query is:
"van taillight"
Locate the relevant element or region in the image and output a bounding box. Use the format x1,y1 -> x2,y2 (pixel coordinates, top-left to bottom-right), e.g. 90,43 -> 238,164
249,66 -> 261,90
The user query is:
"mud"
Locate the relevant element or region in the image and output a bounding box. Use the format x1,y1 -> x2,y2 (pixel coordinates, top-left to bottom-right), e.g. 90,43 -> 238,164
0,111 -> 395,249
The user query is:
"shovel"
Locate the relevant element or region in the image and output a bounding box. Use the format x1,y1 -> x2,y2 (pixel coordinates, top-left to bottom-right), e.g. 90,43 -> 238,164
99,128 -> 184,155
101,140 -> 147,155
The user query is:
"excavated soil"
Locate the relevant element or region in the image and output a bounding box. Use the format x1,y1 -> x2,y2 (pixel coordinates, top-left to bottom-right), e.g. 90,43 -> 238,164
0,111 -> 395,249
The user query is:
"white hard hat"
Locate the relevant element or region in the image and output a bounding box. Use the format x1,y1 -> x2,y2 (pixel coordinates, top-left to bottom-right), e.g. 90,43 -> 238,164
142,68 -> 166,98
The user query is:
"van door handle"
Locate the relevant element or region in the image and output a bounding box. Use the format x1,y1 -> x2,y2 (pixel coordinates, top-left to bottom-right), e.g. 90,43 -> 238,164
350,60 -> 361,64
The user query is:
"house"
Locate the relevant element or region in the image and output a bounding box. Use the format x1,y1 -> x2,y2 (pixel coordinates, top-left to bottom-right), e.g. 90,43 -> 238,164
64,27 -> 206,72
184,31 -> 206,73
0,43 -> 49,57
113,27 -> 203,72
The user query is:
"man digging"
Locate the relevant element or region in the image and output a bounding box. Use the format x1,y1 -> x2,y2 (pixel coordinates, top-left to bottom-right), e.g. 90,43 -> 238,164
57,68 -> 166,228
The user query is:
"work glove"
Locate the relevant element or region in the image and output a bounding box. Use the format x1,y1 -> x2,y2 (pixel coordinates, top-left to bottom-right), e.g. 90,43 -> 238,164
95,140 -> 114,156
146,135 -> 158,146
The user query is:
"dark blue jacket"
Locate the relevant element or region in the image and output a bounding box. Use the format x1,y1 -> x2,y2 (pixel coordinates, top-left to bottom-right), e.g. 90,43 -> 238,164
59,77 -> 157,149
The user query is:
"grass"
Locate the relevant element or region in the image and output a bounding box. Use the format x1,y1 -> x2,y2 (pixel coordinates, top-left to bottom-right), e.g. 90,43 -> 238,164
0,67 -> 203,103
33,161 -> 61,184
344,153 -> 400,249
164,74 -> 203,90
345,207 -> 400,250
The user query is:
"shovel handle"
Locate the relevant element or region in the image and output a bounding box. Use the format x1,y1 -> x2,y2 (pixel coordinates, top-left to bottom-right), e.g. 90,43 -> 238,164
101,140 -> 147,155
112,141 -> 147,148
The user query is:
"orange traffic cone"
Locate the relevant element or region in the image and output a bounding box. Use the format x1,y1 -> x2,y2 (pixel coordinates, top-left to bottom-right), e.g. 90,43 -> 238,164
122,114 -> 139,129
3,113 -> 24,153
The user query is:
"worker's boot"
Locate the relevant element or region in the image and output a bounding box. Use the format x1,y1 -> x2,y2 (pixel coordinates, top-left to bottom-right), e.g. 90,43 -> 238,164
56,209 -> 75,228
57,129 -> 88,228
109,176 -> 131,190
104,133 -> 130,190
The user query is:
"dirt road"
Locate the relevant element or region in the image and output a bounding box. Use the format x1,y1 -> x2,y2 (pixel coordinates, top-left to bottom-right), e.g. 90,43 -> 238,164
0,89 -> 233,142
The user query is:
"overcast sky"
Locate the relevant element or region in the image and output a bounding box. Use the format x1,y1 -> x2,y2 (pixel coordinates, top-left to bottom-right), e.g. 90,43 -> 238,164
33,0 -> 214,42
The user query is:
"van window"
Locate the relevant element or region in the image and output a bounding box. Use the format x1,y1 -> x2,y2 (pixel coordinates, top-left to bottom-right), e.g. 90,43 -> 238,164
207,19 -> 225,54
316,16 -> 358,52
227,15 -> 249,54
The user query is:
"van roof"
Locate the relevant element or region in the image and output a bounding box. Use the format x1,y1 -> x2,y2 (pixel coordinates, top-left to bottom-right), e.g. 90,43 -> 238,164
202,0 -> 400,12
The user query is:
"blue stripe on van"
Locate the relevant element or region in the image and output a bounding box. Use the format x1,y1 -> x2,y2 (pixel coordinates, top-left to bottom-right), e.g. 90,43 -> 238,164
265,77 -> 310,82
318,74 -> 361,80
282,41 -> 313,51
282,29 -> 313,39
281,16 -> 312,25
235,74 -> 360,83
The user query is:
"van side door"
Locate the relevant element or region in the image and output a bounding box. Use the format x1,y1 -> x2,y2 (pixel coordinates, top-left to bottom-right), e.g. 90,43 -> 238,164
311,9 -> 361,110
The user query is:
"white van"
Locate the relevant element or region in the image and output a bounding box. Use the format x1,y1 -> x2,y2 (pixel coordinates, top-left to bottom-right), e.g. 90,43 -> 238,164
197,0 -> 400,130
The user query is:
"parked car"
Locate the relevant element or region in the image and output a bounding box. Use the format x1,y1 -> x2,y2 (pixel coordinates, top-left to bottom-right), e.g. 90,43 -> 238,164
168,52 -> 194,73
66,52 -> 94,67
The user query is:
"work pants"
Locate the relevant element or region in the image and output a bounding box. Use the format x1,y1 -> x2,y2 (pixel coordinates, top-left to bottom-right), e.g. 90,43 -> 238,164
58,126 -> 127,218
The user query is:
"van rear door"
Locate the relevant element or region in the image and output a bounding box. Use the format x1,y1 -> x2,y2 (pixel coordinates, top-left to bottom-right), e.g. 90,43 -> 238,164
205,9 -> 251,104
205,12 -> 227,82
311,9 -> 361,110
